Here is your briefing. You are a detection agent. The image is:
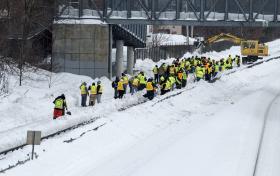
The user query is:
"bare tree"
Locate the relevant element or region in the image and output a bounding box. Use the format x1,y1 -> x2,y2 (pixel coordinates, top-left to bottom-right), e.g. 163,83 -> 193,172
0,56 -> 9,95
0,0 -> 55,86
150,33 -> 170,47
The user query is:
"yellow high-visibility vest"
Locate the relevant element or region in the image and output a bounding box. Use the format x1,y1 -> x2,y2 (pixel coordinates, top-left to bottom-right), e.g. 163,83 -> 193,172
90,85 -> 97,95
139,75 -> 146,85
55,98 -> 64,109
98,85 -> 103,94
133,78 -> 139,86
165,80 -> 171,90
122,76 -> 128,84
153,67 -> 158,74
80,85 -> 87,95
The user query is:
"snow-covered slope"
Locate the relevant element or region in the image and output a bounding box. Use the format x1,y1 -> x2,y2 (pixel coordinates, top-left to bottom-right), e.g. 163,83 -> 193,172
2,53 -> 280,176
147,33 -> 196,46
1,39 -> 280,152
0,70 -> 114,151
1,38 -> 280,175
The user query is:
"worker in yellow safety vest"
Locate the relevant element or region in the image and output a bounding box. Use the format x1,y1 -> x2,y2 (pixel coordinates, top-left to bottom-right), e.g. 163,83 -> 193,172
138,72 -> 147,91
195,65 -> 204,82
88,82 -> 97,106
144,78 -> 156,100
131,76 -> 139,95
121,73 -> 129,94
117,79 -> 125,99
96,81 -> 103,103
80,82 -> 88,107
53,94 -> 68,119
152,65 -> 159,83
161,79 -> 171,95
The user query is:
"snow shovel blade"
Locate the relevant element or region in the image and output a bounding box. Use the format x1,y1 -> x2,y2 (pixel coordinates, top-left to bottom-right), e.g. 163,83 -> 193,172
66,111 -> 72,115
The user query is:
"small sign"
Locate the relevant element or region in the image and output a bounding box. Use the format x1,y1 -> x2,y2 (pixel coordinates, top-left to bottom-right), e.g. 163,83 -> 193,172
27,131 -> 41,145
26,131 -> 41,160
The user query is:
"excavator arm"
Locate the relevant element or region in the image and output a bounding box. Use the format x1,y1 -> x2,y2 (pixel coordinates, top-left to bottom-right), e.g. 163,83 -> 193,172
205,33 -> 243,45
195,33 -> 244,53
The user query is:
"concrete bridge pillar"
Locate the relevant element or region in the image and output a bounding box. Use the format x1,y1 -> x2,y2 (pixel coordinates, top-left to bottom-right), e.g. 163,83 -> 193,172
116,40 -> 124,77
127,46 -> 134,75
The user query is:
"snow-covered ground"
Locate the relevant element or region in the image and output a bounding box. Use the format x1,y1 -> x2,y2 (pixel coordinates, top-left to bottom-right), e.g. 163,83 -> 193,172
1,39 -> 280,175
147,33 -> 196,46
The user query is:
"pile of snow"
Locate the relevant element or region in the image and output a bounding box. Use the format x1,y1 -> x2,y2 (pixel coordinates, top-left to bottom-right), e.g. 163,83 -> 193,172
54,19 -> 106,25
147,33 -> 196,46
0,68 -> 114,151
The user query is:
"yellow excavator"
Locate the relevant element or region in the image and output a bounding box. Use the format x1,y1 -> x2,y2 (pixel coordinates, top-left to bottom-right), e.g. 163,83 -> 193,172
197,33 -> 269,64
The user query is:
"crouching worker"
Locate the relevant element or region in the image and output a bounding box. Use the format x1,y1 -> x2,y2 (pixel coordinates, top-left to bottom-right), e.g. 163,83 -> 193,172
53,94 -> 68,120
144,78 -> 156,100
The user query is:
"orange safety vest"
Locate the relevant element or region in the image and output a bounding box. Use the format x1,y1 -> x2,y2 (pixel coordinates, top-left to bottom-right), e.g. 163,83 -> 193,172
117,81 -> 124,91
146,82 -> 153,91
177,72 -> 183,80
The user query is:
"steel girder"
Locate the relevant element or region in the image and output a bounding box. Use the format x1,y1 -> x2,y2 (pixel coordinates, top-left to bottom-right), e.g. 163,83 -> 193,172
56,0 -> 280,27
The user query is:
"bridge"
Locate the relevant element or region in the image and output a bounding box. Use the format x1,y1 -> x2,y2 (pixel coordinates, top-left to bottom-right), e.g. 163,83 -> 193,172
56,0 -> 280,27
52,0 -> 280,79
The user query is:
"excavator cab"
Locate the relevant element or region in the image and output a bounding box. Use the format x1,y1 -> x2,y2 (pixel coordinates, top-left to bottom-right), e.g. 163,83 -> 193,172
241,40 -> 269,64
241,40 -> 258,56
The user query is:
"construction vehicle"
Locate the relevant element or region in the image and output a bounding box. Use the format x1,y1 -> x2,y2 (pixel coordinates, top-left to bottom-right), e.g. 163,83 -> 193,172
197,33 -> 269,64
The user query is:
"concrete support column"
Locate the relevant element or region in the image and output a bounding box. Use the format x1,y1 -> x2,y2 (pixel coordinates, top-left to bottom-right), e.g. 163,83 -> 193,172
186,25 -> 189,45
191,26 -> 194,38
116,40 -> 124,77
127,46 -> 134,75
108,24 -> 113,79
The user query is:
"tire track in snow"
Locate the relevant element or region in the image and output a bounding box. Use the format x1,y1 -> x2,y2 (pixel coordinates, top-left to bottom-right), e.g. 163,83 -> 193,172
252,91 -> 280,176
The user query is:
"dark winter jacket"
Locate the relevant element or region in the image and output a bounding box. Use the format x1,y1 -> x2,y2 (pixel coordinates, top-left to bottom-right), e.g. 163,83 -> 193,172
97,85 -> 102,94
53,95 -> 67,110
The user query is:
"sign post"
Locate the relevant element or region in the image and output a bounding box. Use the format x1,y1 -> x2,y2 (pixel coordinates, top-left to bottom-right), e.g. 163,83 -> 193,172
26,131 -> 41,160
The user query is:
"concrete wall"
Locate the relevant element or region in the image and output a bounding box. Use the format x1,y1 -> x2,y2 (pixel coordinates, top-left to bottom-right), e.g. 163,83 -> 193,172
52,23 -> 110,78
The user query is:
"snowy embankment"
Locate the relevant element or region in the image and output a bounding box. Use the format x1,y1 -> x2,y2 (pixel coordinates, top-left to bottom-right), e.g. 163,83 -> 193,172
0,69 -> 153,152
2,53 -> 280,176
147,33 -> 196,46
0,38 -> 280,154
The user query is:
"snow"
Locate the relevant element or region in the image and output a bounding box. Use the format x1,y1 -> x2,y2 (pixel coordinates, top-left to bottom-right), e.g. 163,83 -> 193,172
54,19 -> 106,25
147,33 -> 196,46
1,39 -> 280,175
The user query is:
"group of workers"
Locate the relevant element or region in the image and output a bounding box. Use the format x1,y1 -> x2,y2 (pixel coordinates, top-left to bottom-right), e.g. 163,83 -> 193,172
79,81 -> 103,107
52,81 -> 103,119
53,54 -> 241,119
112,54 -> 241,100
